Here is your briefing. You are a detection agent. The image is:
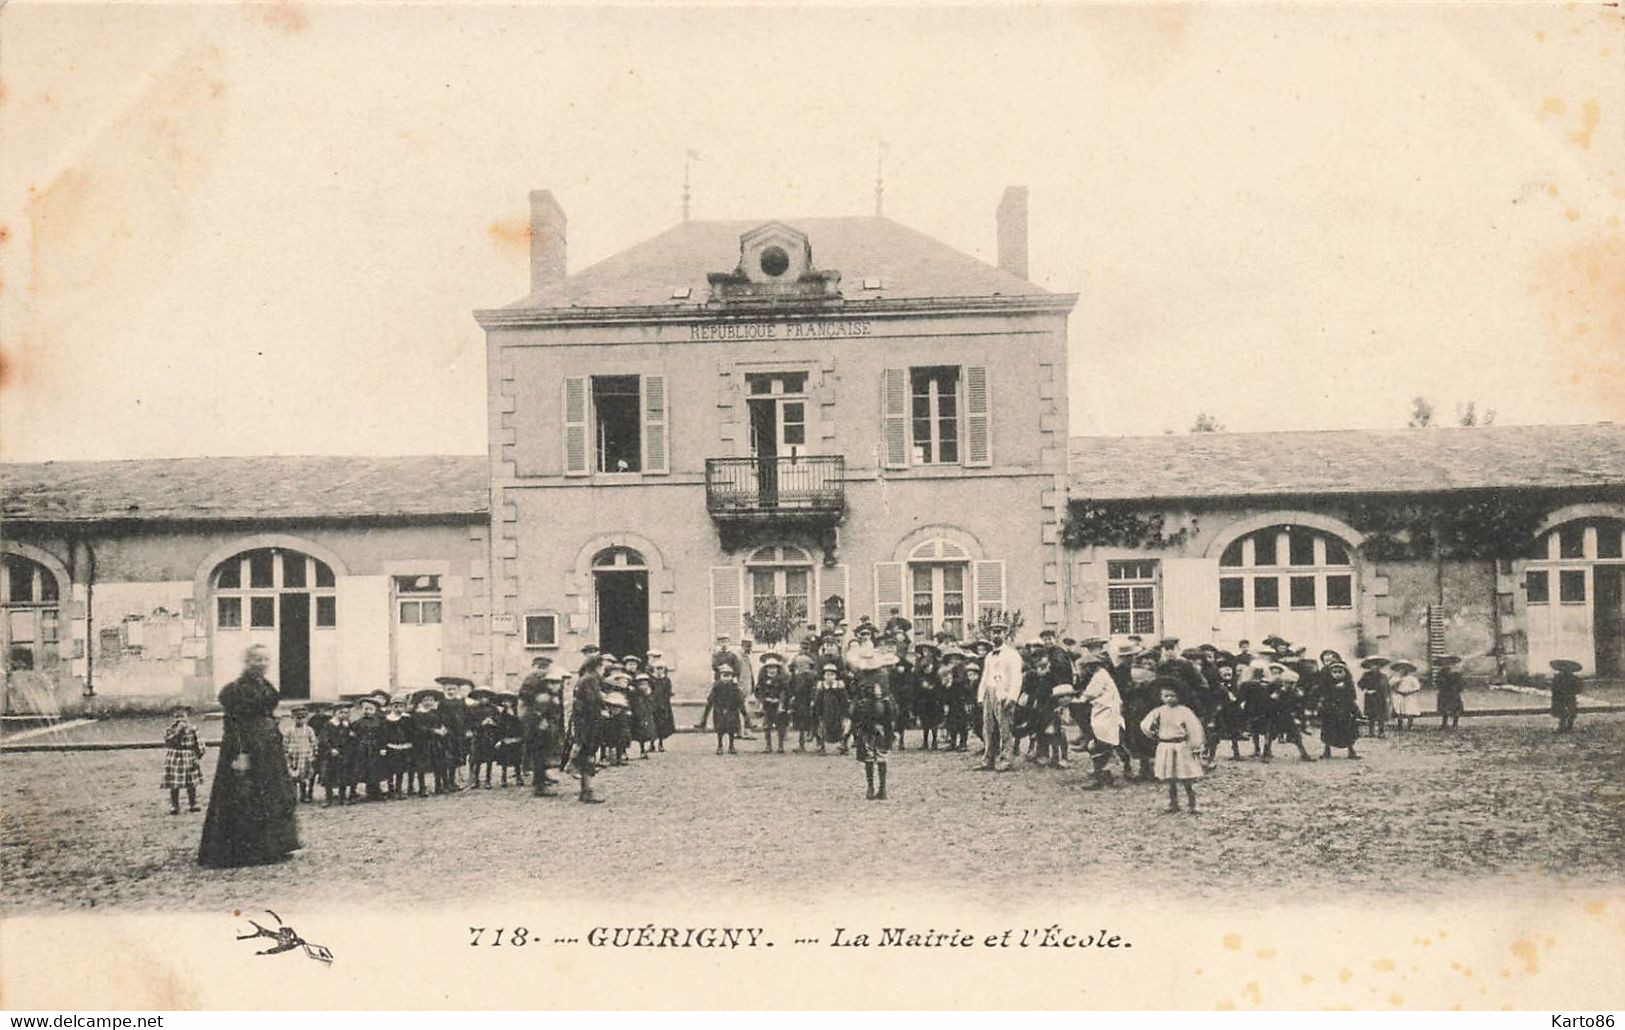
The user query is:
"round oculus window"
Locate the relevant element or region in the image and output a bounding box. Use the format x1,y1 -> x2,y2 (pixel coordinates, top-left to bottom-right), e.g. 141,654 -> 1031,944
759,245 -> 790,278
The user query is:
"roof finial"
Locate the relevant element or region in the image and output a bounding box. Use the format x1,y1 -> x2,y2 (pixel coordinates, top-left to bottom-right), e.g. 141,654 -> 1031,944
683,149 -> 700,222
874,139 -> 889,216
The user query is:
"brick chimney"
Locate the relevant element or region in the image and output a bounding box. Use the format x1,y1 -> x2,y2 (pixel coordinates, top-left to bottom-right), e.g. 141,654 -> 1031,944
529,190 -> 567,292
996,185 -> 1029,281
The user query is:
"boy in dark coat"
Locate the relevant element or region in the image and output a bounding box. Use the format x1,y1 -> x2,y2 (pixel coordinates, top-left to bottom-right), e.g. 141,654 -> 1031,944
492,694 -> 524,785
850,676 -> 897,800
318,701 -> 356,806
382,697 -> 415,798
412,692 -> 448,796
648,655 -> 677,751
708,666 -> 745,755
352,695 -> 388,800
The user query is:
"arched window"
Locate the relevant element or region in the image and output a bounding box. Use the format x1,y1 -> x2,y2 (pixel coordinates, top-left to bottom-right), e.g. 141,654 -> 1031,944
2,554 -> 61,672
745,545 -> 814,623
1524,517 -> 1625,675
1214,524 -> 1359,656
212,548 -> 337,632
591,546 -> 648,569
907,538 -> 971,639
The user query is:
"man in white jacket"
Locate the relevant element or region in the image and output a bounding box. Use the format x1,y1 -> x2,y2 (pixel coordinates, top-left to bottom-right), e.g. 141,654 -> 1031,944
975,620 -> 1024,772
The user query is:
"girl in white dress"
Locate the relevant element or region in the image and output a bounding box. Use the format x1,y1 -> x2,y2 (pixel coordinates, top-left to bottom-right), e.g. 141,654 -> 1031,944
1389,659 -> 1423,732
1140,682 -> 1206,814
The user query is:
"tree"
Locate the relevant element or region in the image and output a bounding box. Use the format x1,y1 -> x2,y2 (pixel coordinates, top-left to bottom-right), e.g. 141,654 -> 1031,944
1408,397 -> 1435,428
1189,411 -> 1226,433
1456,401 -> 1498,427
974,607 -> 1025,643
741,596 -> 806,649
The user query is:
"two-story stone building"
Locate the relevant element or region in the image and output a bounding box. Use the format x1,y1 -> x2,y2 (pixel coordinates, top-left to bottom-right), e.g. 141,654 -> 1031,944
474,189 -> 1077,686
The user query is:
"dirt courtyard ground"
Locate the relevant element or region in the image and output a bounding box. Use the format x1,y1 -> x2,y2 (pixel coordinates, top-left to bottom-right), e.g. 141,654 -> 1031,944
3,713 -> 1622,912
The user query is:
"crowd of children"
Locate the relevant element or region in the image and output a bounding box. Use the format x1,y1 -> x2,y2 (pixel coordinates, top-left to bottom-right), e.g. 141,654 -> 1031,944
163,613 -> 1591,814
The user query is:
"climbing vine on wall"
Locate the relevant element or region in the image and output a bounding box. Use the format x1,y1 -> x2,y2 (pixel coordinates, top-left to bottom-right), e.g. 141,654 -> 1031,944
1062,501 -> 1191,550
1345,491 -> 1556,561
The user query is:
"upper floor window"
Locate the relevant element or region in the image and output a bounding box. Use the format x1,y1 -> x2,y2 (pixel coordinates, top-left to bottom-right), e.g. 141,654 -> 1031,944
562,374 -> 669,477
910,367 -> 960,465
882,365 -> 990,470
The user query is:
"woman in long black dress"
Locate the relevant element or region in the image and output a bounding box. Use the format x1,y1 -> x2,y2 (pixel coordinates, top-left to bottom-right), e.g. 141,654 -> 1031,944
1317,661 -> 1362,760
198,645 -> 300,868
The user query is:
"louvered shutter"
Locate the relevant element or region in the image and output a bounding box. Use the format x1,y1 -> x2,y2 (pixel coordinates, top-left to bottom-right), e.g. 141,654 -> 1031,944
711,566 -> 743,644
874,562 -> 905,617
881,368 -> 908,469
974,560 -> 1006,620
563,376 -> 590,476
965,365 -> 991,467
819,564 -> 849,625
642,374 -> 669,474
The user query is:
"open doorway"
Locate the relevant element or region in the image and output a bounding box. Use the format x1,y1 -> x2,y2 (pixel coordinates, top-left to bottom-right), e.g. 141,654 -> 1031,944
591,546 -> 651,658
279,593 -> 311,700
596,571 -> 649,658
1596,566 -> 1623,678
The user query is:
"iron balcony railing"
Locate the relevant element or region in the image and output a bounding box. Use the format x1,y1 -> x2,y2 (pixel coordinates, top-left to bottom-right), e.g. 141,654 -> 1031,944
705,455 -> 845,516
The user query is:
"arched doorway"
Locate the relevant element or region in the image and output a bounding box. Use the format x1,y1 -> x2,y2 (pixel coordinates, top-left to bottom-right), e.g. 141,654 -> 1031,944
1524,516 -> 1625,676
1215,523 -> 1359,657
2,553 -> 62,675
210,547 -> 336,699
592,546 -> 649,659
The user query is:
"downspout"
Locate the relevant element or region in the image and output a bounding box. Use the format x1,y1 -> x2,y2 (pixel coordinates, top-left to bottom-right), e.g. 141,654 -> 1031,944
1489,558 -> 1507,683
82,536 -> 97,697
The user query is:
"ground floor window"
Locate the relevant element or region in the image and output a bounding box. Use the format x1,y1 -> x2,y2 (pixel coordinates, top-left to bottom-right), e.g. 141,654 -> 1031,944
1107,559 -> 1157,635
2,554 -> 61,672
911,562 -> 967,640
1525,517 -> 1625,676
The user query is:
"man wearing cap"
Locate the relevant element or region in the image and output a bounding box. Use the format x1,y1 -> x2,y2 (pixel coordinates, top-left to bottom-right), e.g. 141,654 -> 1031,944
568,655 -> 607,803
976,620 -> 1024,771
520,667 -> 563,797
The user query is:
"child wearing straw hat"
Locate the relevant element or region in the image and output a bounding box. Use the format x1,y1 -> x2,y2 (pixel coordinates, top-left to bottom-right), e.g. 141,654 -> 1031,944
1389,660 -> 1423,732
1549,659 -> 1583,733
1358,657 -> 1391,738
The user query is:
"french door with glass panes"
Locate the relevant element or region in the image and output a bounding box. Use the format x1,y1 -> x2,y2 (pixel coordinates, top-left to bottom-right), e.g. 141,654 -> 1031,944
750,566 -> 812,624
911,562 -> 968,640
745,372 -> 809,506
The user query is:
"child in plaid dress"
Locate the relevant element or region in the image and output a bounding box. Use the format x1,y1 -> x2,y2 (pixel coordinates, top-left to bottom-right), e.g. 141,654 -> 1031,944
282,706 -> 319,803
162,704 -> 205,814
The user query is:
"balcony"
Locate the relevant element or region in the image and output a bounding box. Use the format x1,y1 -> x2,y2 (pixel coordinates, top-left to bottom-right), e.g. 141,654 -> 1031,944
705,455 -> 845,524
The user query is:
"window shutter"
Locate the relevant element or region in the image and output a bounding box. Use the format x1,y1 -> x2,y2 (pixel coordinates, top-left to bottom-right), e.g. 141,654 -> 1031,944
965,365 -> 991,467
642,374 -> 669,475
874,561 -> 905,615
974,559 -> 1006,619
881,368 -> 908,469
819,564 -> 849,625
563,376 -> 590,477
711,566 -> 743,644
